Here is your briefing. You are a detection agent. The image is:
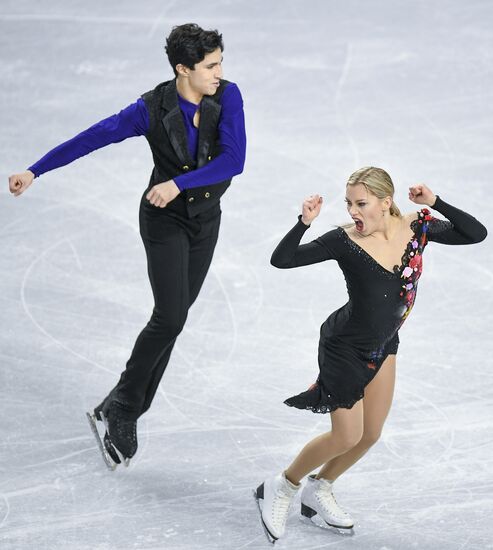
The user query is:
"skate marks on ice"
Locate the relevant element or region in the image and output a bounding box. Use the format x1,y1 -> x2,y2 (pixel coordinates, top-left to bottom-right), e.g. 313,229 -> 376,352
19,234 -> 118,377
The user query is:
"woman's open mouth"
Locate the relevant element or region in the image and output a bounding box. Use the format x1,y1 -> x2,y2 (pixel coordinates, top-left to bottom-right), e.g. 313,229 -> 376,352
353,218 -> 364,232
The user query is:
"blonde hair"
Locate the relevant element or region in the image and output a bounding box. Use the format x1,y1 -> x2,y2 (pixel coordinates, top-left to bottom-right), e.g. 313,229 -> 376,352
347,166 -> 402,218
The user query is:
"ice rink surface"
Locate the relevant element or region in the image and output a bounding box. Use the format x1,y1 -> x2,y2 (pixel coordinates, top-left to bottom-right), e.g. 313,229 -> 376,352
1,1 -> 492,548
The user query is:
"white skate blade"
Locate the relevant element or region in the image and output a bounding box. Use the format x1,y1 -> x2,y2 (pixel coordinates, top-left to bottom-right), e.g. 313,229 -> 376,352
301,513 -> 354,536
252,488 -> 277,545
86,412 -> 117,471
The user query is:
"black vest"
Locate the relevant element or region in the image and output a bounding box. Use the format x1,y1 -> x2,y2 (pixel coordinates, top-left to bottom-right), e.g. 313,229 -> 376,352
141,78 -> 232,217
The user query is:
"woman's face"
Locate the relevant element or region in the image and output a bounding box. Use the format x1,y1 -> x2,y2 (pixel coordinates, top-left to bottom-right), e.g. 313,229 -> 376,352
345,183 -> 390,235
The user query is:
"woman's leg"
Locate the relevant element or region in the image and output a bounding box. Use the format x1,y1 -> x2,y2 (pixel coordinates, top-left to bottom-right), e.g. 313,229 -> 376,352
317,354 -> 396,481
284,399 -> 364,485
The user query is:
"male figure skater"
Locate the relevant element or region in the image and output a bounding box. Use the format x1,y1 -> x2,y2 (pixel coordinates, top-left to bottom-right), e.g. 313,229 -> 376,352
8,23 -> 246,469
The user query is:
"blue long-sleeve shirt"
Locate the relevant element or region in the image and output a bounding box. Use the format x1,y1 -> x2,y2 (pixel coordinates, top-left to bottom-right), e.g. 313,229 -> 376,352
28,82 -> 246,191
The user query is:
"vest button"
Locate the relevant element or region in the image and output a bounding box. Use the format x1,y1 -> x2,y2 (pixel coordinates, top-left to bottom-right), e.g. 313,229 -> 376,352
204,192 -> 210,199
183,165 -> 190,171
188,197 -> 195,202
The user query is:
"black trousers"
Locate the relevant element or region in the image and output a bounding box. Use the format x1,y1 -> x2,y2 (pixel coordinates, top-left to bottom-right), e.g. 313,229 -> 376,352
109,193 -> 221,419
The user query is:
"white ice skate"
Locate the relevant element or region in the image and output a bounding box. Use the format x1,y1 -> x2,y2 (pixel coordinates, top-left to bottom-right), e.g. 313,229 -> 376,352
300,475 -> 354,535
253,472 -> 299,544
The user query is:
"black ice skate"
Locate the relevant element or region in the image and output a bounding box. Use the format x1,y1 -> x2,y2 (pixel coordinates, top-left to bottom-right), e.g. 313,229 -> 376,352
86,400 -> 138,470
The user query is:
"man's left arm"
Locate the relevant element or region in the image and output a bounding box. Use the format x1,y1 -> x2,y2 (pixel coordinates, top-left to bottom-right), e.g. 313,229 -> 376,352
174,82 -> 246,191
146,83 -> 246,207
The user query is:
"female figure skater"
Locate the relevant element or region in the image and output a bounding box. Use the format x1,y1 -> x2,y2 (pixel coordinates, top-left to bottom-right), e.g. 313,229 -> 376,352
254,167 -> 486,543
8,24 -> 246,470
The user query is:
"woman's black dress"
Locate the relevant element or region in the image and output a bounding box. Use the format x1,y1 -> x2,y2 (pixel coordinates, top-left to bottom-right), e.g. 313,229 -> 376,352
271,196 -> 487,413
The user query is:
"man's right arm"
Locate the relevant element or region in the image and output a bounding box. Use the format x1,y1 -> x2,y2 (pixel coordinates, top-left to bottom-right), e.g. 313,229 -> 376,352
28,99 -> 149,178
9,100 -> 149,196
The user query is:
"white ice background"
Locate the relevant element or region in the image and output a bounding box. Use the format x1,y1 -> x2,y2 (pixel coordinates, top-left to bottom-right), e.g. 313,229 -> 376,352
1,1 -> 492,549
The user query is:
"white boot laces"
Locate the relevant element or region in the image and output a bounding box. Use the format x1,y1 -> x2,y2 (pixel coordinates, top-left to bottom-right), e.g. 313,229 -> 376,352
272,485 -> 294,528
317,479 -> 348,519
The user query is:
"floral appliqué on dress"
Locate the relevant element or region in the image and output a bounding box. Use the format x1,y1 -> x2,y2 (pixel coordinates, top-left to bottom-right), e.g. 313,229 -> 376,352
398,208 -> 433,323
365,208 -> 433,371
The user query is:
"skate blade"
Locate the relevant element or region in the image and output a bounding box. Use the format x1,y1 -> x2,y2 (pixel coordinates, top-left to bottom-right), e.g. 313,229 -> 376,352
112,445 -> 131,468
300,513 -> 354,536
99,411 -> 131,468
86,412 -> 117,471
252,488 -> 277,545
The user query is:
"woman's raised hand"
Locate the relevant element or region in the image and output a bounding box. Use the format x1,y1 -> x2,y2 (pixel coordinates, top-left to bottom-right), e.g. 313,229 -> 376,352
408,184 -> 437,207
301,194 -> 323,226
9,170 -> 35,197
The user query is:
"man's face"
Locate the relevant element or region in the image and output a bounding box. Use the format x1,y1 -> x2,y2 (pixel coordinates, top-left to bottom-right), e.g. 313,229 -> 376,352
186,47 -> 223,96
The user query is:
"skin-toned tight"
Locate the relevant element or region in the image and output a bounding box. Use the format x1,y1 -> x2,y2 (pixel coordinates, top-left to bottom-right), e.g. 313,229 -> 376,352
285,354 -> 396,485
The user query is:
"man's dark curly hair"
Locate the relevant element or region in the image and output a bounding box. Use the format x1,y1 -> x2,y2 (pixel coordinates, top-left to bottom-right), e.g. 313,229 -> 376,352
165,23 -> 223,76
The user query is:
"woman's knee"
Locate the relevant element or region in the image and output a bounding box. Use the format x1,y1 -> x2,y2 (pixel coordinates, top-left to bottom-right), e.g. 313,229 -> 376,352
359,427 -> 382,449
331,429 -> 364,453
329,402 -> 364,453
